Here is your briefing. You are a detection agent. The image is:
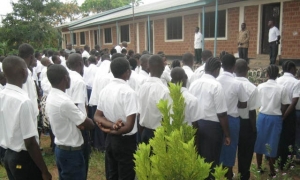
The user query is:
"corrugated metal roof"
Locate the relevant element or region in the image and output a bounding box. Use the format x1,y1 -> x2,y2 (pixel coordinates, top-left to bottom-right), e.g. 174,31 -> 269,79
69,0 -> 213,30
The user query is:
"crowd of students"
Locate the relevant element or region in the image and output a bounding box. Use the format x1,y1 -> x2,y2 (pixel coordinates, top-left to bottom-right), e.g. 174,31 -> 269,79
0,42 -> 300,180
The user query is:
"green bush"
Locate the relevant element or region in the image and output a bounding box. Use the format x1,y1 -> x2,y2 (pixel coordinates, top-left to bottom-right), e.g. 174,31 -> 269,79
134,83 -> 227,180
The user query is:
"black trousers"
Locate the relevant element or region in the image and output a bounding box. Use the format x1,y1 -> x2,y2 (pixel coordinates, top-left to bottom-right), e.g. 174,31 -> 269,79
4,149 -> 42,180
238,48 -> 249,63
278,109 -> 296,169
238,117 -> 256,180
81,129 -> 91,178
141,127 -> 155,144
194,49 -> 202,64
269,42 -> 279,65
106,134 -> 137,180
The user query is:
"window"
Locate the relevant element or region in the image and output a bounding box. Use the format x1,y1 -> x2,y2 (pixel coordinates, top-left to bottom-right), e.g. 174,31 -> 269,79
104,28 -> 112,44
204,10 -> 226,38
120,25 -> 130,42
166,16 -> 183,40
80,32 -> 85,45
73,33 -> 77,45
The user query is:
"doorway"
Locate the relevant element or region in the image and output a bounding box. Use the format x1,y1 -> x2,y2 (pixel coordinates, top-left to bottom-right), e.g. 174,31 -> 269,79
261,3 -> 280,54
147,21 -> 154,54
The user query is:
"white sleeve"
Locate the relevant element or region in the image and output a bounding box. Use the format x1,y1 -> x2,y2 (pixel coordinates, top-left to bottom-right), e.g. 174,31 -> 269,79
20,100 -> 39,140
292,81 -> 300,98
189,98 -> 201,123
71,81 -> 86,104
61,100 -> 86,126
248,88 -> 258,110
275,28 -> 280,37
123,91 -> 139,117
214,85 -> 228,114
281,86 -> 291,105
238,82 -> 249,102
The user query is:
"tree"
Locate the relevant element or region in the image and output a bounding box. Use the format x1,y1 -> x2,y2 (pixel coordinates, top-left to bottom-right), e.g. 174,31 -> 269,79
0,0 -> 62,51
80,0 -> 142,13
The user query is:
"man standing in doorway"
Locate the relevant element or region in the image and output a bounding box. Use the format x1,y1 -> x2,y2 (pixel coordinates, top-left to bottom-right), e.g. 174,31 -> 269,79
65,43 -> 76,55
268,20 -> 280,65
194,27 -> 203,64
238,23 -> 250,63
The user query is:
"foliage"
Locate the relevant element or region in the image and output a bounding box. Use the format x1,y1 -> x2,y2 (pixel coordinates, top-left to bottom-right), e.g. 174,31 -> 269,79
80,0 -> 142,13
134,83 -> 227,180
0,41 -> 10,56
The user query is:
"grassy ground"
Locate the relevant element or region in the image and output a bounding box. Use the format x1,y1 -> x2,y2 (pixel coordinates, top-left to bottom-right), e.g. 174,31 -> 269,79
1,134 -> 300,180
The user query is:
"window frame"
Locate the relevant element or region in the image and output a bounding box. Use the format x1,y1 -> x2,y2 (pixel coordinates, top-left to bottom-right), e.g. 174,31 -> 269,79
73,33 -> 77,45
203,9 -> 228,40
164,16 -> 184,42
120,24 -> 130,43
80,31 -> 86,45
103,27 -> 113,45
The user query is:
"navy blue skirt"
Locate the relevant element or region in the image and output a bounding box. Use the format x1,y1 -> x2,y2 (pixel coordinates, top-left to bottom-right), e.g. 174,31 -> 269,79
219,115 -> 240,167
254,113 -> 282,157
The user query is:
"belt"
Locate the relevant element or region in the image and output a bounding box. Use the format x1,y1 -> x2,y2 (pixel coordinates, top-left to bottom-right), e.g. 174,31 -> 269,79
269,41 -> 277,44
56,145 -> 81,151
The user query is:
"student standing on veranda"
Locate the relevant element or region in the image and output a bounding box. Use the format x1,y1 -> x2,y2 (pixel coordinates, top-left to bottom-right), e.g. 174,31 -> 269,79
138,55 -> 170,144
46,64 -> 94,180
217,54 -> 249,179
94,57 -> 139,180
182,52 -> 194,88
254,65 -> 290,177
237,23 -> 250,63
170,67 -> 201,125
268,20 -> 281,65
276,61 -> 300,169
0,56 -> 51,180
189,58 -> 230,175
194,27 -> 203,64
235,59 -> 259,180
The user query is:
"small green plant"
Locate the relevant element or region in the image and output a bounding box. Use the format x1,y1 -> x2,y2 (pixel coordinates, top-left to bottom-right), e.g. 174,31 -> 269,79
134,83 -> 227,180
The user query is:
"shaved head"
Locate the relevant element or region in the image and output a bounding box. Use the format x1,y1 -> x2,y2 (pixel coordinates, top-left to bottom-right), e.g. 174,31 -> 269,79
171,67 -> 187,87
67,53 -> 84,75
41,57 -> 51,67
149,55 -> 165,77
47,64 -> 69,88
235,59 -> 249,76
2,56 -> 28,85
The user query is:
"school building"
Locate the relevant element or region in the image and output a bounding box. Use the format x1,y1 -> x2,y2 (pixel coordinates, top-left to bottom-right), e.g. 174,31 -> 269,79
58,0 -> 300,63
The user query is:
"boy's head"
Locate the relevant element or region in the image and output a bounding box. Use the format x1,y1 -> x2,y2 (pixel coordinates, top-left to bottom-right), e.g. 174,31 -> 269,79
205,57 -> 221,78
235,59 -> 249,77
47,64 -> 70,89
2,56 -> 28,85
221,54 -> 236,72
110,57 -> 131,80
149,55 -> 165,78
129,58 -> 137,70
267,65 -> 279,80
282,61 -> 296,75
67,53 -> 84,76
18,43 -> 34,66
182,53 -> 194,67
52,55 -> 61,65
171,67 -> 188,87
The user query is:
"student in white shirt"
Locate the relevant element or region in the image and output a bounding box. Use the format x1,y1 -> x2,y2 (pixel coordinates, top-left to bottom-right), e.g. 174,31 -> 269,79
1,56 -> 51,180
94,57 -> 138,180
134,53 -> 142,74
158,52 -> 171,86
190,50 -> 213,85
235,59 -> 258,180
0,72 -> 6,90
128,57 -> 142,91
18,44 -> 39,119
189,57 -> 230,175
52,55 -> 61,65
194,27 -> 203,64
182,53 -> 194,88
138,55 -> 170,144
171,67 -> 201,125
65,53 -> 91,177
139,54 -> 150,79
46,64 -> 94,180
82,45 -> 90,59
276,61 -> 300,169
254,65 -> 290,176
296,71 -> 300,160
268,20 -> 281,65
217,54 -> 249,179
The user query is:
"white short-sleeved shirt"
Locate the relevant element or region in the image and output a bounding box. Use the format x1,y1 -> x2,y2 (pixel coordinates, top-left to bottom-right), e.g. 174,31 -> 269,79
269,26 -> 280,42
135,66 -> 141,74
189,74 -> 228,122
236,77 -> 259,119
181,87 -> 201,125
128,70 -> 143,92
217,72 -> 249,117
190,63 -> 205,85
39,66 -> 48,82
22,69 -> 39,117
182,65 -> 194,88
89,72 -> 114,106
36,61 -> 44,80
164,65 -> 171,74
276,73 -> 300,102
97,78 -> 139,135
138,77 -> 170,129
257,79 -> 291,115
46,88 -> 86,147
194,32 -> 203,49
82,50 -> 90,59
139,70 -> 149,78
40,67 -> 52,96
160,70 -> 171,87
85,64 -> 98,88
66,70 -> 88,115
0,84 -> 39,152
115,45 -> 122,53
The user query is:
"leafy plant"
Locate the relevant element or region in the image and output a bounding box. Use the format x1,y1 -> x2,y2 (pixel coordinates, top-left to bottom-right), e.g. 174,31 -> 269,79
134,83 -> 227,180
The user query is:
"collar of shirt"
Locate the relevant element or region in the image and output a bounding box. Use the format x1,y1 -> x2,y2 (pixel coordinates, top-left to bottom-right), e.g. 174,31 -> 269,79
181,87 -> 188,93
235,76 -> 249,82
6,84 -> 27,95
51,87 -> 67,96
202,73 -> 216,80
111,78 -> 127,84
147,77 -> 165,85
283,72 -> 295,78
267,79 -> 277,84
182,65 -> 193,71
220,71 -> 234,78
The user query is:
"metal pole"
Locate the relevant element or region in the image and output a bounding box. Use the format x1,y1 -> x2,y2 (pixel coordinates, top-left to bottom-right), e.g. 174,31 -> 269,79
98,25 -> 101,47
147,15 -> 151,53
214,0 -> 218,57
202,6 -> 205,51
132,1 -> 136,53
116,21 -> 119,44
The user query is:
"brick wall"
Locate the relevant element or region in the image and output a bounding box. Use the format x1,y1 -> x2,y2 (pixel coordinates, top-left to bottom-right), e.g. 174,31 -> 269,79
139,22 -> 146,52
204,7 -> 239,57
281,1 -> 300,59
244,5 -> 258,58
154,13 -> 198,56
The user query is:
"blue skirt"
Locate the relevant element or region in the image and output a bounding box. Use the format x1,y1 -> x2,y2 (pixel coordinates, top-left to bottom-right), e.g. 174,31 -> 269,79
219,116 -> 240,167
254,113 -> 282,158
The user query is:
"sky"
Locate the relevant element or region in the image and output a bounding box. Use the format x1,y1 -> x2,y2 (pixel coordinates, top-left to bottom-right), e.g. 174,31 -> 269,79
0,0 -> 162,16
